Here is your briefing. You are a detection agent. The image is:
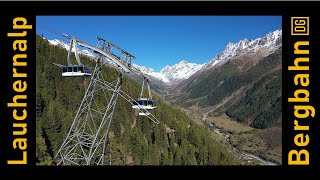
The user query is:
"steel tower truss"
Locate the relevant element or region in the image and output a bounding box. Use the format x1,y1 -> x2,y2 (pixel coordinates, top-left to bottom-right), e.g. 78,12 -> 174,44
54,58 -> 122,165
54,36 -> 159,166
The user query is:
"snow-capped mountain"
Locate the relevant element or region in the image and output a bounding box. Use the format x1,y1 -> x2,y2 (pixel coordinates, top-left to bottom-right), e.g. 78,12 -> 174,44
48,38 -> 96,58
160,60 -> 205,81
133,64 -> 170,83
134,60 -> 205,83
205,29 -> 282,68
131,30 -> 282,83
47,38 -> 204,83
45,29 -> 281,84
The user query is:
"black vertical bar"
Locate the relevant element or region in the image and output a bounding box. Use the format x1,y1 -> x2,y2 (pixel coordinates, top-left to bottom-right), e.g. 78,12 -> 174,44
309,14 -> 320,167
0,11 -> 36,176
0,15 -> 11,168
282,13 -> 289,168
283,5 -> 320,172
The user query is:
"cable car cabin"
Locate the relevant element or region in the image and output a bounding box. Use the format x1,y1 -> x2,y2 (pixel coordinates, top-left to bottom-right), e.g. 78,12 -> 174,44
132,98 -> 156,116
62,65 -> 91,77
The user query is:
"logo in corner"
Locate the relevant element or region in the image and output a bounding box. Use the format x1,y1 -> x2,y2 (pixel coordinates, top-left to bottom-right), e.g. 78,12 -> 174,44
291,17 -> 309,35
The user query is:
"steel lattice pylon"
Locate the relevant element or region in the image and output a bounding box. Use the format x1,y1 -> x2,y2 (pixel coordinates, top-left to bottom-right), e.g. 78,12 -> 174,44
54,58 -> 122,165
53,35 -> 159,166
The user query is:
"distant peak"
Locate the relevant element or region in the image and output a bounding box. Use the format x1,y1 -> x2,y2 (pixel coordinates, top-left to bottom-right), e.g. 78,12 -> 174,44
163,65 -> 170,69
206,29 -> 282,69
179,60 -> 188,64
261,29 -> 282,40
160,65 -> 171,73
226,42 -> 234,47
271,29 -> 282,33
158,60 -> 204,82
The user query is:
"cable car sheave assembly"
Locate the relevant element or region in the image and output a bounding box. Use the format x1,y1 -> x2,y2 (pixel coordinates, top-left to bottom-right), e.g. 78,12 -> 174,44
53,34 -> 159,166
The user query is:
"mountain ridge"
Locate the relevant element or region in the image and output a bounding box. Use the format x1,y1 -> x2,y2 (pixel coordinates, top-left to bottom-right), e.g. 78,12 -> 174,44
203,29 -> 282,71
136,29 -> 282,83
45,29 -> 281,85
46,37 -> 204,83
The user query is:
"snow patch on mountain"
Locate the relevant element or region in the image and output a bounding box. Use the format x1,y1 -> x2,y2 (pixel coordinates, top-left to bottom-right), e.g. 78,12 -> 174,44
133,64 -> 170,83
48,39 -> 96,58
134,60 -> 205,83
44,29 -> 281,84
206,29 -> 282,68
160,60 -> 205,81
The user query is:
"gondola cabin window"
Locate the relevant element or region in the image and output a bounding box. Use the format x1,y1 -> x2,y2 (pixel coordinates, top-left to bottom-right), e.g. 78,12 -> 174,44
132,98 -> 156,111
62,65 -> 91,77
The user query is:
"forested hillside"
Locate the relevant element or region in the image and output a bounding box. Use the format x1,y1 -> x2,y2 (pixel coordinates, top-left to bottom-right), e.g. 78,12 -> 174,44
36,35 -> 240,165
175,48 -> 282,129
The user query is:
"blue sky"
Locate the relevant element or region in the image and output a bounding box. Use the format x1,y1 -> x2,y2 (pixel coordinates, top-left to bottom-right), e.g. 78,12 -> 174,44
36,16 -> 281,71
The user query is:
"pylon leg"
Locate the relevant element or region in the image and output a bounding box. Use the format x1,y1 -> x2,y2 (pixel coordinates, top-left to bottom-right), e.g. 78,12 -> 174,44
54,59 -> 122,165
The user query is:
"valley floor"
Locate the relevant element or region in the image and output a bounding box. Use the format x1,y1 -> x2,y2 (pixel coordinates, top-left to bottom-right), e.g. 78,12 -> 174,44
182,108 -> 281,165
